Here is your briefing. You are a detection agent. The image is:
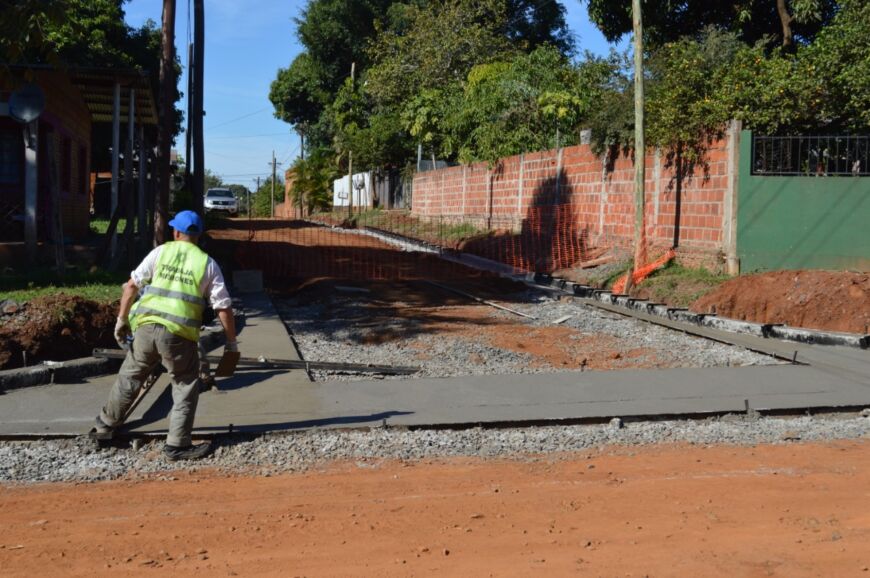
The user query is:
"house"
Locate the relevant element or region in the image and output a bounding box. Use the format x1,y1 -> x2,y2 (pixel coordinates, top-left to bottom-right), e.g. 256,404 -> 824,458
0,66 -> 157,260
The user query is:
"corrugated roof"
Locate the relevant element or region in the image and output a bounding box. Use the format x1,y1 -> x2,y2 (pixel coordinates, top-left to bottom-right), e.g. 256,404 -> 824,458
70,68 -> 158,125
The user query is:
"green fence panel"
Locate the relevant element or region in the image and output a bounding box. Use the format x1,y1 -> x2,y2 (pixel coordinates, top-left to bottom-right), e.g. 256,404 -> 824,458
738,130 -> 870,272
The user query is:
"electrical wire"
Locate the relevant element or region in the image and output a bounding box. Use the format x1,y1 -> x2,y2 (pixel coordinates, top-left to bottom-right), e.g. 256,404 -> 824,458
205,107 -> 271,131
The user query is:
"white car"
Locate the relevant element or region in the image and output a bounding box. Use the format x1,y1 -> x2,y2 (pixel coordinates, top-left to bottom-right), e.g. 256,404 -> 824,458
204,188 -> 239,215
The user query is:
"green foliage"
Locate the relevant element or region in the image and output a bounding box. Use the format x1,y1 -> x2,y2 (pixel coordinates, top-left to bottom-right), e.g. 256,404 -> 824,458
444,46 -> 592,163
270,0 -> 575,172
584,0 -> 837,48
581,50 -> 635,156
365,0 -> 515,109
291,148 -> 339,214
713,0 -> 870,134
251,175 -> 285,218
204,169 -> 224,191
645,28 -> 742,160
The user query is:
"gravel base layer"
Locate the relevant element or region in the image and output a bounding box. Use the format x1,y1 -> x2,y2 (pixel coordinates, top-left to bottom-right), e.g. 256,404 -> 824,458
275,289 -> 777,382
1,412 -> 869,484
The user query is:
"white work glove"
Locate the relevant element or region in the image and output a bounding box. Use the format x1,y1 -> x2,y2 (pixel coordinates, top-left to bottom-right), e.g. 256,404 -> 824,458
114,317 -> 132,348
224,340 -> 239,353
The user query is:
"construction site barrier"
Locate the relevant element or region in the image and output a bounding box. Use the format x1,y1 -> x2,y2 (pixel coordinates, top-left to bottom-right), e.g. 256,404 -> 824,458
230,207 -> 597,282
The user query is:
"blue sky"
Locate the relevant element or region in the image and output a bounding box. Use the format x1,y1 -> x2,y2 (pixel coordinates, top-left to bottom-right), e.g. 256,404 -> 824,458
124,0 -> 624,188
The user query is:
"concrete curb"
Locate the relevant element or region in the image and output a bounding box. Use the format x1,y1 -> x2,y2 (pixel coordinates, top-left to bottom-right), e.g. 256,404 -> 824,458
527,277 -> 869,350
0,357 -> 120,394
0,310 -> 241,393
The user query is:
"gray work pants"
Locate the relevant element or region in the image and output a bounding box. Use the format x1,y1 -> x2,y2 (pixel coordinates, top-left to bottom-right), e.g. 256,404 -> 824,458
100,323 -> 200,447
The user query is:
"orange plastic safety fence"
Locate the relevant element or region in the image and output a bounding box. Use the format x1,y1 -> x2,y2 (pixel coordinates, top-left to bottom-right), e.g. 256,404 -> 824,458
611,248 -> 677,294
231,206 -> 595,283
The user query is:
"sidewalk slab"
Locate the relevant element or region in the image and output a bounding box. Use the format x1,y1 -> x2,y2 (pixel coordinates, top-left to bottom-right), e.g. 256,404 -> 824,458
1,294 -> 869,437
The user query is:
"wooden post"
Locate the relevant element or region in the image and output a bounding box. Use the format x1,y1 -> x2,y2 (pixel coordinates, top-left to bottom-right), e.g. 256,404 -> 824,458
347,62 -> 355,219
626,0 -> 646,293
192,0 -> 205,214
155,0 -> 176,247
47,137 -> 65,276
138,126 -> 147,256
23,121 -> 38,262
110,81 -> 120,258
184,42 -> 193,190
724,119 -> 742,275
124,88 -> 136,264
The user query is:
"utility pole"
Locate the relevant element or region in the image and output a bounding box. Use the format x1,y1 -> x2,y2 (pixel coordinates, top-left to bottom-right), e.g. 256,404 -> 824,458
252,176 -> 260,218
626,0 -> 646,293
270,152 -> 282,218
347,61 -> 355,219
184,42 -> 193,191
155,0 -> 176,247
298,127 -> 304,218
192,0 -> 205,214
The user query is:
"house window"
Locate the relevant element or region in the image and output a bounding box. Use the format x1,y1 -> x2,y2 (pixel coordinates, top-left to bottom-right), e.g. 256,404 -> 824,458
61,136 -> 71,193
0,127 -> 21,185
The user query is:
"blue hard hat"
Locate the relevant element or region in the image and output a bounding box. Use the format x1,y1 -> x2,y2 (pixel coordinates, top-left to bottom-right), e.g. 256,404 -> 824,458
168,210 -> 204,234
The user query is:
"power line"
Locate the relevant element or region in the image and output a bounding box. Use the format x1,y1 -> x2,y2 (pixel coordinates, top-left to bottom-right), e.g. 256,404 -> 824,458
206,107 -> 271,130
208,132 -> 295,140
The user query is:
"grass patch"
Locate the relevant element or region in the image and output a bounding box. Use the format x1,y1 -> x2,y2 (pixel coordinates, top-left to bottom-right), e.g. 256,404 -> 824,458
90,218 -> 135,236
638,263 -> 729,307
0,266 -> 126,304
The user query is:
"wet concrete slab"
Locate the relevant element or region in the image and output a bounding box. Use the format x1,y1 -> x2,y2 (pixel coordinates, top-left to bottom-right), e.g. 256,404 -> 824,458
1,294 -> 869,437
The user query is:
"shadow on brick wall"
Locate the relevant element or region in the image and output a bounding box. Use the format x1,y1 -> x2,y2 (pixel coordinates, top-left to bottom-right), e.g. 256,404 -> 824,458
460,172 -> 591,274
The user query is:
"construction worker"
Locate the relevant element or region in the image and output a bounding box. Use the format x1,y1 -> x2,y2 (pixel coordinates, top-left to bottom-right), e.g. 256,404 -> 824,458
94,210 -> 237,460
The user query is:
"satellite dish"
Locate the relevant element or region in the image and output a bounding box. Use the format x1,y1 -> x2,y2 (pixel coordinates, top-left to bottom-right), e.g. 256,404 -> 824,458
9,83 -> 46,124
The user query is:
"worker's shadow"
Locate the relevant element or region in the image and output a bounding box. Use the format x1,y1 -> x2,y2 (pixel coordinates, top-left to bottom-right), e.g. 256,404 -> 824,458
124,369 -> 286,430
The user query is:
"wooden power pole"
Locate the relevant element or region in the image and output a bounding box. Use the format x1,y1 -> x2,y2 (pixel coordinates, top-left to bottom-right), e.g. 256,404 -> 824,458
192,0 -> 205,214
626,0 -> 646,292
155,0 -> 176,247
347,62 -> 355,219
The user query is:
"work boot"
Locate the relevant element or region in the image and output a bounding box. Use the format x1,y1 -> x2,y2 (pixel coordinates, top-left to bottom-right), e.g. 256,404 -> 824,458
89,415 -> 115,440
163,441 -> 213,461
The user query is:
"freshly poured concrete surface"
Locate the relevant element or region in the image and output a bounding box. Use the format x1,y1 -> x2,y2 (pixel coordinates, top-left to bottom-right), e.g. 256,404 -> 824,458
1,294 -> 869,437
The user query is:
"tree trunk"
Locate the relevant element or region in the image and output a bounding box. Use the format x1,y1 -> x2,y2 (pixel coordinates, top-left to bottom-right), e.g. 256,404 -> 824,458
776,0 -> 795,49
155,0 -> 176,247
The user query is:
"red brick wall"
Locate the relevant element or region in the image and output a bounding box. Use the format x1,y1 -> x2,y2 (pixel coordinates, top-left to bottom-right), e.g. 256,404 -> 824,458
411,139 -> 732,269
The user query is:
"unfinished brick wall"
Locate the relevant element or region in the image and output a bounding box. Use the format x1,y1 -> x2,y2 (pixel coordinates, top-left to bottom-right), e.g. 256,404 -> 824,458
412,138 -> 734,270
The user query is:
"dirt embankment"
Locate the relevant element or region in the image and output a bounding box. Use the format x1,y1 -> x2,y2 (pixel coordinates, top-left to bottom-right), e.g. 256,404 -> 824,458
691,270 -> 870,334
0,295 -> 117,370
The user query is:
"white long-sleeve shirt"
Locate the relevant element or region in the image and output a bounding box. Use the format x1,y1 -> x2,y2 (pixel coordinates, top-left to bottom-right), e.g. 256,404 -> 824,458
131,244 -> 233,310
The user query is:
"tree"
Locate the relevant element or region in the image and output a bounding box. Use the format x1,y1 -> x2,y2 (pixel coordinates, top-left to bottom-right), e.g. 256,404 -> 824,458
251,175 -> 284,217
719,0 -> 870,133
583,0 -> 837,49
268,0 -> 394,151
365,0 -> 516,109
290,147 -> 338,214
444,46 -> 593,163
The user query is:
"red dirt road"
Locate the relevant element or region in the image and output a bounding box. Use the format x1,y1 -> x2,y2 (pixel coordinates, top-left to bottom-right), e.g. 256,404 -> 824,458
3,441 -> 870,577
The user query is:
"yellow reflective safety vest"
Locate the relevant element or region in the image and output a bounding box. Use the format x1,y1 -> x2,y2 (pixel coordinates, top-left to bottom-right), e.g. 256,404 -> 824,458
129,241 -> 209,342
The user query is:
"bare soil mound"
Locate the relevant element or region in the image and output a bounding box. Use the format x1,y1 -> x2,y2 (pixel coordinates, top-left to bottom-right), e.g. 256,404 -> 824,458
691,270 -> 870,334
0,294 -> 117,370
